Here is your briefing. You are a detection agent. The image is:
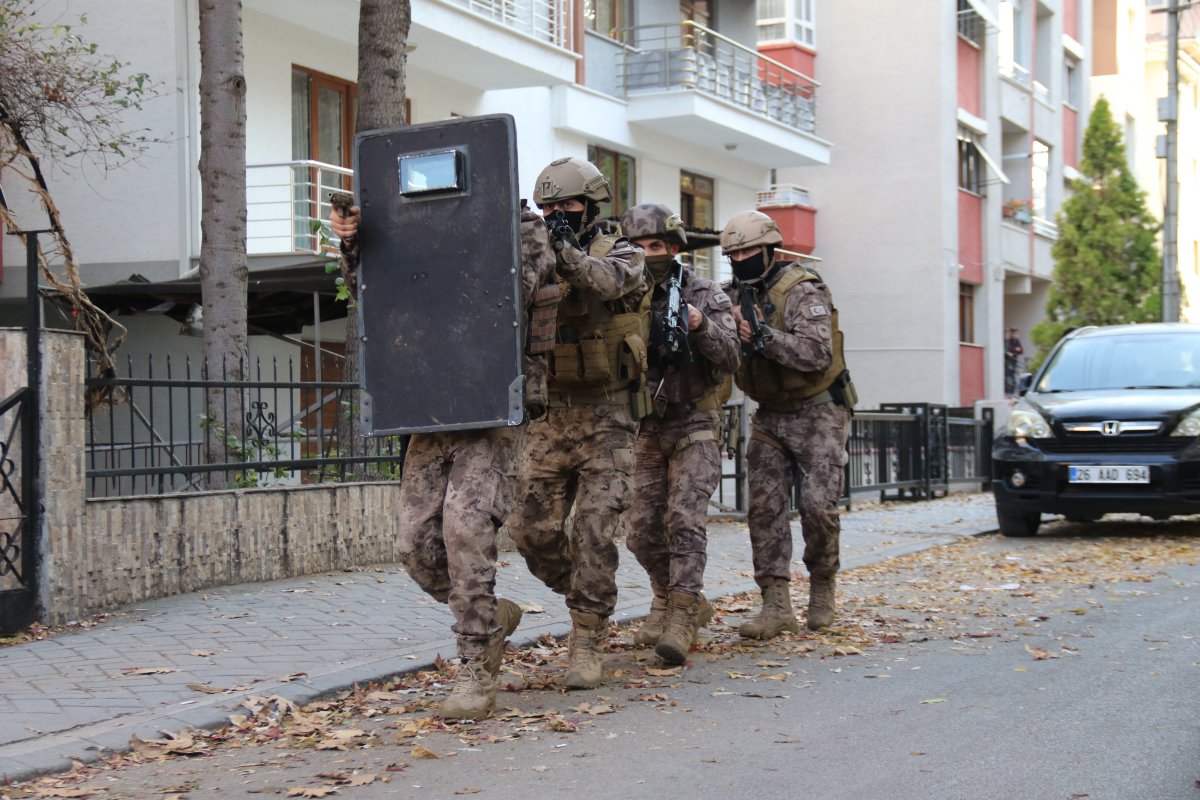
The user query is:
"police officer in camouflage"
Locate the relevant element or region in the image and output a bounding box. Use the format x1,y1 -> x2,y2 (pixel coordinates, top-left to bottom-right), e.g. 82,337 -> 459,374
619,203 -> 740,665
723,210 -> 854,637
509,157 -> 648,689
330,203 -> 558,719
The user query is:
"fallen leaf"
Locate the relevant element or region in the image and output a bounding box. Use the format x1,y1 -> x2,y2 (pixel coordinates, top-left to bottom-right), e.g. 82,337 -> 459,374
122,667 -> 179,676
454,789 -> 481,796
411,746 -> 440,759
645,667 -> 680,677
278,673 -> 308,683
1024,644 -> 1059,661
920,698 -> 947,705
189,650 -> 216,657
286,788 -> 338,798
519,603 -> 545,614
32,789 -> 102,798
187,683 -> 225,694
831,646 -> 864,657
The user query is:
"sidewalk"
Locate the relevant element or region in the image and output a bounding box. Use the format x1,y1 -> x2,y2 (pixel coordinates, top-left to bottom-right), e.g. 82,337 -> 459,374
0,492 -> 998,781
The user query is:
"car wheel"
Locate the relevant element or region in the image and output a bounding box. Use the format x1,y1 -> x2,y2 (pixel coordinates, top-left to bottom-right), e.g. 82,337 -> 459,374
997,506 -> 1041,537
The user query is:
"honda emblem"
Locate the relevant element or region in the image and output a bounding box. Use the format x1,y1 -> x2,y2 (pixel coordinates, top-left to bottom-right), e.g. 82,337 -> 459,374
1101,420 -> 1121,436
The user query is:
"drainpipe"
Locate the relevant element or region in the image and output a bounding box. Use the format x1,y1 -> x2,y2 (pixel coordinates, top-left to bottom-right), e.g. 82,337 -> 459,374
573,0 -> 585,84
1027,4 -> 1037,280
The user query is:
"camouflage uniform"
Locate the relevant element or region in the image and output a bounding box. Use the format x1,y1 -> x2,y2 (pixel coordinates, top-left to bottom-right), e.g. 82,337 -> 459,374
625,268 -> 739,597
398,210 -> 557,655
742,264 -> 850,589
509,223 -> 646,618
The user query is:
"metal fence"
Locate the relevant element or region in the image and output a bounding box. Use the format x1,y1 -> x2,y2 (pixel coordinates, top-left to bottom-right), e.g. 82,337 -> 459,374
84,356 -> 993,507
85,354 -> 404,498
717,402 -> 993,515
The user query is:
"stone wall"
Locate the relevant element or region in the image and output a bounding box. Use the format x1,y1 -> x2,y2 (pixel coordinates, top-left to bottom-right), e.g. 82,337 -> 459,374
0,329 -> 403,624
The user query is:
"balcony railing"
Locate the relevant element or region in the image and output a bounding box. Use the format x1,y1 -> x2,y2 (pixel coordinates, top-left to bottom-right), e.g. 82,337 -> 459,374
615,21 -> 819,134
439,0 -> 573,49
756,183 -> 812,207
1000,59 -> 1031,88
246,161 -> 352,256
1032,216 -> 1058,239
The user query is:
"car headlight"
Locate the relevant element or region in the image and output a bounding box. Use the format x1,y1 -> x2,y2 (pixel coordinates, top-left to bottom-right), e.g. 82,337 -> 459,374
1170,408 -> 1200,437
1005,407 -> 1052,439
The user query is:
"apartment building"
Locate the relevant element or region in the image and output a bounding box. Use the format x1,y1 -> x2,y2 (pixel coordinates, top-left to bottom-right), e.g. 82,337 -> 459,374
768,0 -> 1091,409
0,0 -> 831,347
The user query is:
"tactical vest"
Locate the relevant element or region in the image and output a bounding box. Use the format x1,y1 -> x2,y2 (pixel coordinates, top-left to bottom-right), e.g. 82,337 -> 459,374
547,233 -> 651,409
735,263 -> 847,410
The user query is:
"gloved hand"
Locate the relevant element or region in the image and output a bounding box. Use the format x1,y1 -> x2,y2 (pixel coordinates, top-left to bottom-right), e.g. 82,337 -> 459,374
548,211 -> 580,253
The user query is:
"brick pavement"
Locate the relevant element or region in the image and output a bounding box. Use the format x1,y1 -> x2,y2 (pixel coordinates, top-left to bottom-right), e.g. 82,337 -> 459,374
0,492 -> 998,781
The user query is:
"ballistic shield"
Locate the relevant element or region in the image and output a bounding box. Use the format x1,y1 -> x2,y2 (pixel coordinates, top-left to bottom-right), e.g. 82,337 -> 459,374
355,114 -> 524,435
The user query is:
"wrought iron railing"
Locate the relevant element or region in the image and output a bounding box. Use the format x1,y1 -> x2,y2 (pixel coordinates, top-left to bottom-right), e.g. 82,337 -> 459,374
440,0 -> 573,48
246,160 -> 353,256
0,388 -> 36,634
85,354 -> 404,498
615,21 -> 819,134
718,401 -> 994,514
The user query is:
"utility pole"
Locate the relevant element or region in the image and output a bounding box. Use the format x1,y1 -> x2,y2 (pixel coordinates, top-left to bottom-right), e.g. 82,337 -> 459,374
1156,0 -> 1183,322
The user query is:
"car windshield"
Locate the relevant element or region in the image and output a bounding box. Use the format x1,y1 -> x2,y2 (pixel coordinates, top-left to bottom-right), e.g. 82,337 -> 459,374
1036,331 -> 1200,392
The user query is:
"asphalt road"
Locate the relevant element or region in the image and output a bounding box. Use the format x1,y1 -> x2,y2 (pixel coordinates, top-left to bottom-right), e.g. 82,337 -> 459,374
21,517 -> 1200,800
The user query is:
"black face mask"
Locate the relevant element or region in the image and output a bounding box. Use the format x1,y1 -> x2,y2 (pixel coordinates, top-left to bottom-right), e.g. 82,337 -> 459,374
557,209 -> 586,234
644,254 -> 675,283
732,251 -> 768,283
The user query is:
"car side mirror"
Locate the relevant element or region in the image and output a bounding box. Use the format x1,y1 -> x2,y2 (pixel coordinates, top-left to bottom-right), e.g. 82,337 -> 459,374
1017,373 -> 1033,395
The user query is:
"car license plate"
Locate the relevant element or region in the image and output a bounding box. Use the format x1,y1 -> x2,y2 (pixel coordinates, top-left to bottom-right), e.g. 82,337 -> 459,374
1068,465 -> 1150,484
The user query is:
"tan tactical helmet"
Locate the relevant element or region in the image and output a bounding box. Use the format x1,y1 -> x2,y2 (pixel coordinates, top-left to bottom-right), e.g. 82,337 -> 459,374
619,203 -> 687,246
533,157 -> 611,206
720,210 -> 783,255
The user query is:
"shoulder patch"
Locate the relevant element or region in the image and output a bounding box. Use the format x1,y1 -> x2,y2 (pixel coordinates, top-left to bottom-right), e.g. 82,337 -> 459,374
710,290 -> 733,310
808,303 -> 829,318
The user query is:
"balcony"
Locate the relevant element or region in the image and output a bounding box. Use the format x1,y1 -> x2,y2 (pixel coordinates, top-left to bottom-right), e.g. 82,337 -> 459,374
246,0 -> 576,91
614,21 -> 830,167
757,184 -> 816,254
246,161 -> 352,257
410,0 -> 577,89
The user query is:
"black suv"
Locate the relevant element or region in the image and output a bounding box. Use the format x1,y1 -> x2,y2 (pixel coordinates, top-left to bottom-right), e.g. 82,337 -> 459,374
992,323 -> 1200,537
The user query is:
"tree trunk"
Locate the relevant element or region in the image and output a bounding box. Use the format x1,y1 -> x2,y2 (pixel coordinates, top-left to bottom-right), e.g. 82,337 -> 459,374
197,0 -> 249,488
339,0 -> 410,474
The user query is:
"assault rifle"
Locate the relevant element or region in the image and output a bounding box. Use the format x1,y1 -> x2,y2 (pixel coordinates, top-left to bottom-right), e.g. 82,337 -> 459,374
662,260 -> 690,363
739,283 -> 769,356
547,210 -> 579,251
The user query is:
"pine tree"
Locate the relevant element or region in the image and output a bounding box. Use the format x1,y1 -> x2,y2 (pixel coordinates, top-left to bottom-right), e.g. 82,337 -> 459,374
1030,96 -> 1162,365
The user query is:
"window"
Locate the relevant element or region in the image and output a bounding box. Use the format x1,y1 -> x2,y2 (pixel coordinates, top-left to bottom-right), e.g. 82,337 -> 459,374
756,0 -> 815,47
292,67 -> 356,250
957,131 -> 985,195
959,283 -> 976,344
584,0 -> 632,39
587,144 -> 635,220
1031,140 -> 1049,219
957,0 -> 984,46
680,170 -> 715,277
1063,58 -> 1080,107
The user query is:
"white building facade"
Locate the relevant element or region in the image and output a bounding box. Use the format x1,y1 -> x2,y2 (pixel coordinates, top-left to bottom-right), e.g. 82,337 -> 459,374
769,0 -> 1092,410
0,0 -> 831,312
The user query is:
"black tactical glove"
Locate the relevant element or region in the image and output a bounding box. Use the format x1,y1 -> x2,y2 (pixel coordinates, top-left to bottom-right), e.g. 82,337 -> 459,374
548,211 -> 580,253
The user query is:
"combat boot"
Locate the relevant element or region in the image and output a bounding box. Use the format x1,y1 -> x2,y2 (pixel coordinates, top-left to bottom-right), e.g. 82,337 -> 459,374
484,598 -> 524,673
806,575 -> 836,631
633,586 -> 669,647
655,591 -> 714,665
738,579 -> 801,640
564,609 -> 608,689
439,651 -> 497,720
